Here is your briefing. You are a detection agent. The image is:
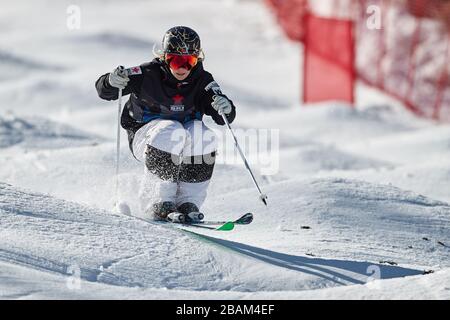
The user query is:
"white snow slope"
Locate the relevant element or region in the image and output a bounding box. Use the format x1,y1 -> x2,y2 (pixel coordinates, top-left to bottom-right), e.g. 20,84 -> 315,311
0,0 -> 449,299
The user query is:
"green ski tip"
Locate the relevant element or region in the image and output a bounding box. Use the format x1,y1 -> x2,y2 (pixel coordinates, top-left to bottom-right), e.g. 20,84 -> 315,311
216,222 -> 235,231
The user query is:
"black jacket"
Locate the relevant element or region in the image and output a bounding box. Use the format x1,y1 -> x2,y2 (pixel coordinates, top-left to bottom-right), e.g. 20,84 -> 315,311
95,58 -> 236,143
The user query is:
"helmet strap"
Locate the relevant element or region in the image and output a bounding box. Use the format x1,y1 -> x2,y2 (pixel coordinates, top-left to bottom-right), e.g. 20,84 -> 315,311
198,49 -> 205,62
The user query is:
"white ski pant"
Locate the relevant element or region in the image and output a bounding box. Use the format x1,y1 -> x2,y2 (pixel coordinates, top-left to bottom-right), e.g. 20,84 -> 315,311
132,119 -> 217,213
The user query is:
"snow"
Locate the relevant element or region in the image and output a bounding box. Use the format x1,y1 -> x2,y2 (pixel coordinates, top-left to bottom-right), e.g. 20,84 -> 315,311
0,114 -> 102,149
1,182 -> 448,299
0,0 -> 449,299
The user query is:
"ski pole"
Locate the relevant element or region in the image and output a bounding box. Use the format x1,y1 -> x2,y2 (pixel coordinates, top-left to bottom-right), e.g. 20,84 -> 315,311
115,88 -> 123,202
221,113 -> 268,206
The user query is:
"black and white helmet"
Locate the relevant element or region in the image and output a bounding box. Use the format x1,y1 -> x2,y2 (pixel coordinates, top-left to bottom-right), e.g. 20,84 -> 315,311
162,26 -> 201,55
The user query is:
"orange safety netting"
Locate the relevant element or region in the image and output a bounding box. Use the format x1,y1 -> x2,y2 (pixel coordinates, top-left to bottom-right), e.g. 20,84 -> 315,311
303,14 -> 355,104
355,0 -> 450,120
265,0 -> 450,121
265,0 -> 309,41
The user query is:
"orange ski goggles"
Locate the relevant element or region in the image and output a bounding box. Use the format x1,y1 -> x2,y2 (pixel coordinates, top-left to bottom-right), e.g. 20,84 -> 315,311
165,54 -> 198,71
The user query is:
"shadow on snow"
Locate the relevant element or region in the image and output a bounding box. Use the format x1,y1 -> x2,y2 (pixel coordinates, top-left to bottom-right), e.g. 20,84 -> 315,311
186,231 -> 423,286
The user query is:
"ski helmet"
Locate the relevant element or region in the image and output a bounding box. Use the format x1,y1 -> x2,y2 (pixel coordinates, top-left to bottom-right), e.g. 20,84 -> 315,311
162,26 -> 201,55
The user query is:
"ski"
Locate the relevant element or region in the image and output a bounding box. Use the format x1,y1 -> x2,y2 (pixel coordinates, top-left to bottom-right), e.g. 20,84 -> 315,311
164,213 -> 253,231
188,212 -> 254,226
179,221 -> 235,231
158,214 -> 253,231
116,204 -> 252,232
150,219 -> 235,231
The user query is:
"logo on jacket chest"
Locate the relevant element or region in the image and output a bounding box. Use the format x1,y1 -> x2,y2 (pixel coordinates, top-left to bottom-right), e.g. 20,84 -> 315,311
170,94 -> 185,112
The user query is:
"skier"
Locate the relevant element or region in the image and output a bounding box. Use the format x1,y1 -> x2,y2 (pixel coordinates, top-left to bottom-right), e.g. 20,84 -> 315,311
95,26 -> 236,223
